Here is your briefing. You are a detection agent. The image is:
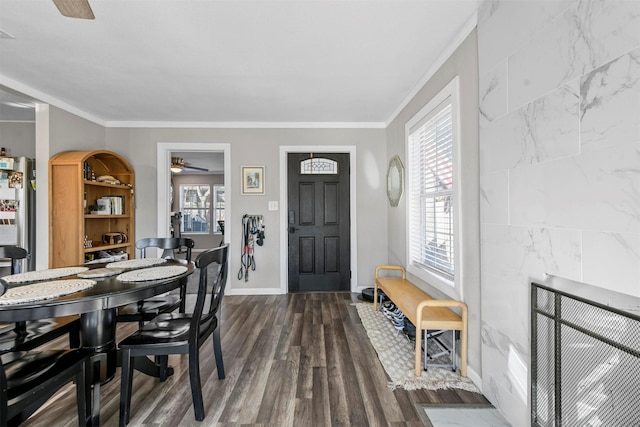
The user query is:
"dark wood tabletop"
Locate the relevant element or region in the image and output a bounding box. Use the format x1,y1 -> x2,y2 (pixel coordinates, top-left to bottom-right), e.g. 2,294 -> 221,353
0,259 -> 195,322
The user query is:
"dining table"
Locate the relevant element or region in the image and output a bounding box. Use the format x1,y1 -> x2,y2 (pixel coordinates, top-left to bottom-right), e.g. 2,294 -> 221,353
0,258 -> 194,381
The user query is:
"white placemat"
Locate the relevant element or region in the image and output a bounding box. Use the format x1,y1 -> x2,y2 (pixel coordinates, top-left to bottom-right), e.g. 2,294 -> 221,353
0,279 -> 97,305
2,266 -> 90,284
106,258 -> 167,269
77,267 -> 124,279
116,265 -> 188,282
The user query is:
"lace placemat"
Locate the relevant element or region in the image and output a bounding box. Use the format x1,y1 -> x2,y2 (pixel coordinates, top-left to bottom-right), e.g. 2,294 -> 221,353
116,265 -> 188,282
2,266 -> 90,284
0,279 -> 97,305
106,258 -> 167,270
77,267 -> 125,279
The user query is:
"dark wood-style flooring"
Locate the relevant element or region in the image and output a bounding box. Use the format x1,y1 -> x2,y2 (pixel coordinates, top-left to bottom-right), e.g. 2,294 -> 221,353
24,292 -> 488,426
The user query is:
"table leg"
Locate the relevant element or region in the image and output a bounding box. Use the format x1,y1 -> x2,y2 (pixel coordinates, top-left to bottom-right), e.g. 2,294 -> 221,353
80,309 -> 117,382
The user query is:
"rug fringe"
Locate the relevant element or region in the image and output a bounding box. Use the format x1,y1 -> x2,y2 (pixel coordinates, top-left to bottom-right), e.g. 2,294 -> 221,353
388,376 -> 479,393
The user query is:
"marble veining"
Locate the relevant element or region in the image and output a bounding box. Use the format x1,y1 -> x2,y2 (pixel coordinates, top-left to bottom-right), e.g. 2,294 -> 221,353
580,48 -> 640,151
508,0 -> 640,109
482,83 -> 579,172
478,0 -> 575,72
480,170 -> 509,224
479,61 -> 508,125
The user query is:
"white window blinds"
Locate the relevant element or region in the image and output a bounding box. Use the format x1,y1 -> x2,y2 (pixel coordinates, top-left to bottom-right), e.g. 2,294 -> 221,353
408,99 -> 454,277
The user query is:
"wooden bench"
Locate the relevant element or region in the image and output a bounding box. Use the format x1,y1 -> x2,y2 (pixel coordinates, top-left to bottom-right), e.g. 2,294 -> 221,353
373,265 -> 468,377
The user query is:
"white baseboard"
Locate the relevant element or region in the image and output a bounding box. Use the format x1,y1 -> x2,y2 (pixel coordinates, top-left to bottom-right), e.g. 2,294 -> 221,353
226,287 -> 283,296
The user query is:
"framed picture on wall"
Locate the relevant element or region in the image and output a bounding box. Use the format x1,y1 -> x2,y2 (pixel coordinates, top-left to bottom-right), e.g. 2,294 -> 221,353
241,166 -> 264,195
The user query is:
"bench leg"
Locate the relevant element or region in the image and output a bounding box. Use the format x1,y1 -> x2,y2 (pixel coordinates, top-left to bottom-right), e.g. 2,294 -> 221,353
415,327 -> 422,377
423,329 -> 428,371
452,330 -> 456,372
373,285 -> 378,311
460,326 -> 468,377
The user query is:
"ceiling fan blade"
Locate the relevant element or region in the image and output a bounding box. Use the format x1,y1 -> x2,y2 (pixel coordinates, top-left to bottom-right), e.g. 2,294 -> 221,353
53,0 -> 95,19
184,165 -> 209,172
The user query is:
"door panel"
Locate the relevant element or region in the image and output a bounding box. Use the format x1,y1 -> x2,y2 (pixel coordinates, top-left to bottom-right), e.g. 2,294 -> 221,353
288,153 -> 350,292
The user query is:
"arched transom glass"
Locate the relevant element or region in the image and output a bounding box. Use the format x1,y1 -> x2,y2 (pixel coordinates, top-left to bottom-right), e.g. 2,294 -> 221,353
300,158 -> 338,175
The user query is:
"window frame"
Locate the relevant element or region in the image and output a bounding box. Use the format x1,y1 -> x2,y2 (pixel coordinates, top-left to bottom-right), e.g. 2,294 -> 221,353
405,77 -> 463,299
213,184 -> 225,235
179,183 -> 212,235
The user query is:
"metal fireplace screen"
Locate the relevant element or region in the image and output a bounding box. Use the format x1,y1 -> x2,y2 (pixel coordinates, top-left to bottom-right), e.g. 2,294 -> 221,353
531,283 -> 640,426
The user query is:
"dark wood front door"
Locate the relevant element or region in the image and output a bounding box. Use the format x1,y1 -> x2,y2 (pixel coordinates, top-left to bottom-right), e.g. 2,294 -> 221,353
287,153 -> 350,292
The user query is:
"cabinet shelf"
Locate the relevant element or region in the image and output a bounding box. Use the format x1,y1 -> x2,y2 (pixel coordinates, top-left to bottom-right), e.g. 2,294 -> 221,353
84,180 -> 133,190
85,214 -> 131,219
84,243 -> 132,254
49,150 -> 136,268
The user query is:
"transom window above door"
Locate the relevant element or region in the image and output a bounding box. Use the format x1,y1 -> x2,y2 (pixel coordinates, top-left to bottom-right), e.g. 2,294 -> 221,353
300,157 -> 338,175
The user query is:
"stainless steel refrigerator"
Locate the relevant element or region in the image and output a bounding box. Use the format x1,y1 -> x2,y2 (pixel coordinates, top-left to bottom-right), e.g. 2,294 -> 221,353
0,157 -> 36,272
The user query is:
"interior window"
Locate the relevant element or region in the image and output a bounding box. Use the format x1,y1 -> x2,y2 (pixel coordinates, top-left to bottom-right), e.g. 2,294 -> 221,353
213,185 -> 225,234
179,184 -> 211,234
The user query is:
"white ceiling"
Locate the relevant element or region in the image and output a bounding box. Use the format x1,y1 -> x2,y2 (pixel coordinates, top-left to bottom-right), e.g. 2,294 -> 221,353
0,0 -> 478,126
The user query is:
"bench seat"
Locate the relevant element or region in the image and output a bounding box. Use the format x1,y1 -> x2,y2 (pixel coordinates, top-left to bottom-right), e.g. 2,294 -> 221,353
373,265 -> 467,377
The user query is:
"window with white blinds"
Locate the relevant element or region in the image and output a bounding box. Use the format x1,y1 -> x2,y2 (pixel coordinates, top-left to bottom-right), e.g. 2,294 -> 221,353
408,98 -> 454,278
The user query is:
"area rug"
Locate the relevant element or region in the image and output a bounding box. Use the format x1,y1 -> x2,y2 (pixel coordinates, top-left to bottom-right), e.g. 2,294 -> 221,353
355,302 -> 479,392
416,403 -> 510,427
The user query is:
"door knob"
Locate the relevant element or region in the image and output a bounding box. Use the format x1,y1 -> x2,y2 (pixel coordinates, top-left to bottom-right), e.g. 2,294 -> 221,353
289,226 -> 297,233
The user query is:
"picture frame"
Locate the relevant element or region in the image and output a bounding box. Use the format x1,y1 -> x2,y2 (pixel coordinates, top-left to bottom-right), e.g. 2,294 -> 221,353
241,166 -> 265,195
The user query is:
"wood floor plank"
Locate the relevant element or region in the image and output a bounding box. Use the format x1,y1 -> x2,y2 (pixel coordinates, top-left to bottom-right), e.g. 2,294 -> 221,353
22,293 -> 490,427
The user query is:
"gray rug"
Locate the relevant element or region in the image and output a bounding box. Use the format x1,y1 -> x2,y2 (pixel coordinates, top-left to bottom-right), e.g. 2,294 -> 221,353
355,302 -> 479,392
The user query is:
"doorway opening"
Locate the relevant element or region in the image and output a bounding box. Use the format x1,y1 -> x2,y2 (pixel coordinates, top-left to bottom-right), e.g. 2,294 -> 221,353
157,143 -> 231,256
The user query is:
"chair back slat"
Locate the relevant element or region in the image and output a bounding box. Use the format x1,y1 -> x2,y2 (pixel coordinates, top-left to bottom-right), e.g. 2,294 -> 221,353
190,244 -> 229,344
0,246 -> 28,275
135,238 -> 195,262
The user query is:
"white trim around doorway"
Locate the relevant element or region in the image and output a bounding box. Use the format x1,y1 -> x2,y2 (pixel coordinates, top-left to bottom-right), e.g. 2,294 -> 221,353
279,146 -> 358,294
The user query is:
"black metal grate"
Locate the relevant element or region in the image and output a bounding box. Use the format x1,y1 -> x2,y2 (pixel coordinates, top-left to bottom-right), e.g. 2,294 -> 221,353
532,283 -> 640,426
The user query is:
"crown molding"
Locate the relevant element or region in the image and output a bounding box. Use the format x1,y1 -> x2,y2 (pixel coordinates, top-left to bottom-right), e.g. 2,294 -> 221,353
105,121 -> 386,129
385,10 -> 477,127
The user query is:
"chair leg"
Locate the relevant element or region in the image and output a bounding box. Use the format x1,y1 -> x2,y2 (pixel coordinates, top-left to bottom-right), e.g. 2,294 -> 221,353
76,360 -> 88,426
188,346 -> 205,421
89,354 -> 105,426
213,327 -> 225,379
119,349 -> 134,427
157,355 -> 169,382
179,281 -> 187,313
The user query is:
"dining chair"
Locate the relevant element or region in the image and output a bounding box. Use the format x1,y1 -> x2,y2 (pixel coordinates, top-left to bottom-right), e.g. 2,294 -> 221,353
0,245 -> 80,353
116,237 -> 195,327
118,244 -> 229,426
0,279 -> 102,426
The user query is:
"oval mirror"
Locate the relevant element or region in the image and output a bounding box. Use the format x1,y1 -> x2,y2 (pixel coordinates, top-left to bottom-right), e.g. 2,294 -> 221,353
386,155 -> 404,207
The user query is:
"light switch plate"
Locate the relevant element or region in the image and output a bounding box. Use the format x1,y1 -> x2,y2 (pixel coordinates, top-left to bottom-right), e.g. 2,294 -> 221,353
268,201 -> 278,211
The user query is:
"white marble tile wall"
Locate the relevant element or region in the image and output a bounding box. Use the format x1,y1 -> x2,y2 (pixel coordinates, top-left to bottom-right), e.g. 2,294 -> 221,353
508,0 -> 640,110
481,82 -> 580,172
478,1 -> 640,426
580,48 -> 640,151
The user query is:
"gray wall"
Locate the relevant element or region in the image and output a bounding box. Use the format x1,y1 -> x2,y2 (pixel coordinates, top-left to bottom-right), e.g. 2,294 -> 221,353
106,127 -> 388,293
49,106 -> 106,153
385,30 -> 481,384
478,1 -> 640,425
0,122 -> 36,158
